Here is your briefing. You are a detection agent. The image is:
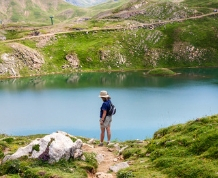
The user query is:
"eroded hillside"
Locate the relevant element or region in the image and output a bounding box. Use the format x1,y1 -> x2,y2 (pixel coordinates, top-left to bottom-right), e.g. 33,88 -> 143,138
0,0 -> 218,78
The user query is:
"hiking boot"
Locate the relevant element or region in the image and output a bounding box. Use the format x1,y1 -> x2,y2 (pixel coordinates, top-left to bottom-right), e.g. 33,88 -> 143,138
106,141 -> 110,145
98,142 -> 103,146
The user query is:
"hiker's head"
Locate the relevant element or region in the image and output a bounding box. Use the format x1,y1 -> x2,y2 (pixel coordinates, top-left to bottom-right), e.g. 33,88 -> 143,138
99,90 -> 110,101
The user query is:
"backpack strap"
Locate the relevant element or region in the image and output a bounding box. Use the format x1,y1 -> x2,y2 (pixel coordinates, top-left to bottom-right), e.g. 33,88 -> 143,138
106,100 -> 111,116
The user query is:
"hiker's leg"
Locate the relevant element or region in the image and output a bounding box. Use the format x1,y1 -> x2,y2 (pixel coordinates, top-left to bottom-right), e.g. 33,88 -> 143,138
100,127 -> 105,142
106,126 -> 111,142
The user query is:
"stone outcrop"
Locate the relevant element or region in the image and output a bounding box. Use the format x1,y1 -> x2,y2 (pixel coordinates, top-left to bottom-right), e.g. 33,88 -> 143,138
10,43 -> 44,69
0,43 -> 45,77
0,53 -> 19,76
65,52 -> 80,68
3,131 -> 84,164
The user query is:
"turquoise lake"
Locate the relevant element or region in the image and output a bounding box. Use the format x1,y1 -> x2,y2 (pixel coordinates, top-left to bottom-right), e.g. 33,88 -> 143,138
0,67 -> 218,141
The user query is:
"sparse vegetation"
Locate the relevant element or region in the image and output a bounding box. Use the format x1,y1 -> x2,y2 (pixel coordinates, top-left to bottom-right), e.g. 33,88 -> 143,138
0,0 -> 218,177
0,0 -> 217,78
117,114 -> 218,178
147,68 -> 176,76
2,115 -> 218,177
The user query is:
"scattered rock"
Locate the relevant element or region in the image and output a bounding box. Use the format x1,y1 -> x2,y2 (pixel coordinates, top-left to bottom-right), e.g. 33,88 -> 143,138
65,52 -> 80,68
109,162 -> 129,173
96,172 -> 113,178
113,158 -> 118,162
118,146 -> 128,155
96,153 -> 105,164
0,36 -> 6,40
113,143 -> 120,151
87,138 -> 95,144
0,53 -> 19,76
10,43 -> 45,70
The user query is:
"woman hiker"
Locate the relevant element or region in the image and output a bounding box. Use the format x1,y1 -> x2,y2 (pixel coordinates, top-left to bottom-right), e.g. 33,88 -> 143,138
98,90 -> 112,146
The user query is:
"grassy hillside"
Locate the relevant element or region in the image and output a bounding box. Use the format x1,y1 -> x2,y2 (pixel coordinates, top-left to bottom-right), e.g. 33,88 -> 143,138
65,0 -> 108,7
0,0 -> 218,78
118,114 -> 218,178
0,13 -> 218,78
0,0 -> 128,24
0,0 -> 86,24
1,115 -> 218,177
97,0 -> 218,21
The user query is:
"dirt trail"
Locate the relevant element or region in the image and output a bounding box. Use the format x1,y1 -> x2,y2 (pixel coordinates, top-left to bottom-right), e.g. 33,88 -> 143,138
83,144 -> 121,178
3,12 -> 218,44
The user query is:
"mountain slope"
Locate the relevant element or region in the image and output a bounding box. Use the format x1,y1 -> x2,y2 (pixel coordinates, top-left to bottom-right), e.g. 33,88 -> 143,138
94,0 -> 218,21
0,0 -> 128,24
0,0 -> 77,24
65,0 -> 108,7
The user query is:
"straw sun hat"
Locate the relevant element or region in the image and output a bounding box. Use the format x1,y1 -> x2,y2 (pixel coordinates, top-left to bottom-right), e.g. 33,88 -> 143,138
99,90 -> 110,98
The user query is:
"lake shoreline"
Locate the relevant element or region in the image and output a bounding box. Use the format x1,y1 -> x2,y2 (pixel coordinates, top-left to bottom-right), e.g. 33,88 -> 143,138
1,65 -> 218,80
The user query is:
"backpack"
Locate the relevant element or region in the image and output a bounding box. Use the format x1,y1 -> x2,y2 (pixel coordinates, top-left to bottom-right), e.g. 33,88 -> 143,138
108,101 -> 116,116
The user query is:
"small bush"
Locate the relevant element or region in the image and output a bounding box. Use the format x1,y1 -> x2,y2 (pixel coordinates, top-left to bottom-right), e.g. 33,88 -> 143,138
32,144 -> 40,152
0,151 -> 4,159
122,148 -> 142,159
2,138 -> 14,144
117,170 -> 134,178
147,68 -> 176,76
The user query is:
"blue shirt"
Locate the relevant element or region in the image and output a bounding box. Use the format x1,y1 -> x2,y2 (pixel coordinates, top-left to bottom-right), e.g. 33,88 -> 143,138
100,99 -> 111,118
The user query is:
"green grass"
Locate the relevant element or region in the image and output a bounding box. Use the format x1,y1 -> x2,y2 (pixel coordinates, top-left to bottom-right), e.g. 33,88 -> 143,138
117,115 -> 218,178
2,15 -> 218,77
0,43 -> 13,55
147,68 -> 176,76
184,0 -> 218,8
0,0 -> 128,25
0,1 -> 218,78
1,115 -> 218,177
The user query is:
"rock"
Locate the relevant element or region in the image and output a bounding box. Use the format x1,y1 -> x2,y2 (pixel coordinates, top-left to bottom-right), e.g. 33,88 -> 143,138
10,43 -> 44,69
73,149 -> 83,159
65,53 -> 80,68
0,53 -> 19,76
0,36 -> 6,40
96,172 -> 113,178
87,138 -> 95,144
96,153 -> 104,164
81,155 -> 86,161
114,143 -> 120,151
3,131 -> 83,164
83,143 -> 94,149
109,162 -> 129,173
113,158 -> 118,162
118,146 -> 128,155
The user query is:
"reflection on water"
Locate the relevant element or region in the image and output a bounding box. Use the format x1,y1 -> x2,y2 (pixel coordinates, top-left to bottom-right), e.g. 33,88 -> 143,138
0,67 -> 218,140
1,67 -> 218,91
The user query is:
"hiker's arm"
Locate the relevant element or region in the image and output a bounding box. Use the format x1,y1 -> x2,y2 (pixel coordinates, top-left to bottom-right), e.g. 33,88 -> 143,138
100,110 -> 107,124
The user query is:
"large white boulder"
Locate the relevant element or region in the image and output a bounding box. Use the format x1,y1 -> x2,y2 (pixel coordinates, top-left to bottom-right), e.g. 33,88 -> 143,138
3,131 -> 83,164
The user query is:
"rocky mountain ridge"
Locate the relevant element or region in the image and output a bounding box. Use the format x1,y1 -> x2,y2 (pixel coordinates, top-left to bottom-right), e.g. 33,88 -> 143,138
0,0 -> 125,23
65,0 -> 108,7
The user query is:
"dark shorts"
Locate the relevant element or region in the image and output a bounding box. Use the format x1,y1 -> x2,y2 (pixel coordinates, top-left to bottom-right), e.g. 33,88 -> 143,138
100,116 -> 112,128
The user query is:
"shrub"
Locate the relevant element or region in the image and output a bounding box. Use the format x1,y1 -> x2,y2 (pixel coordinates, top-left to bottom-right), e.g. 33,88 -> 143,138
2,138 -> 14,144
117,170 -> 134,178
